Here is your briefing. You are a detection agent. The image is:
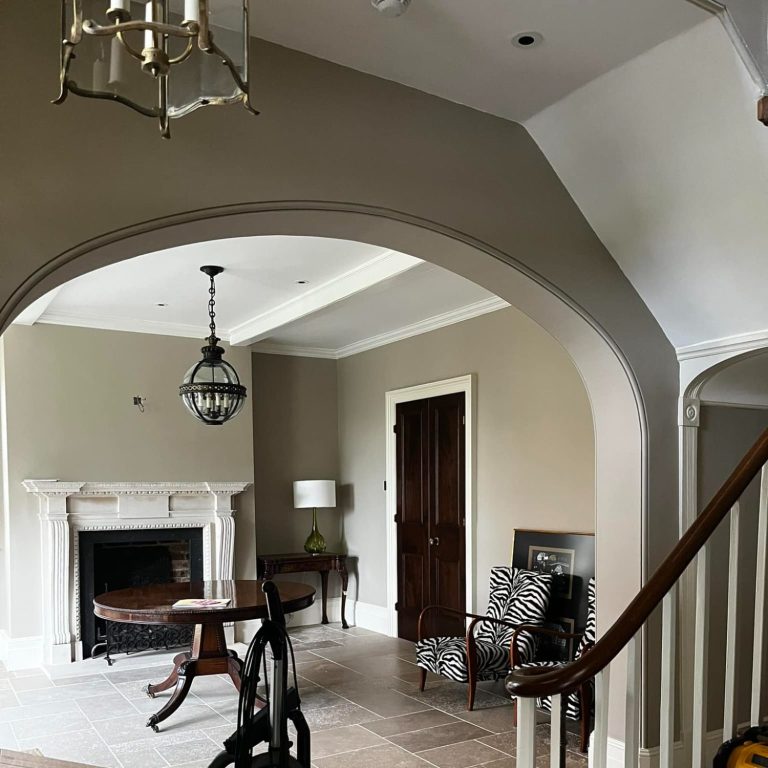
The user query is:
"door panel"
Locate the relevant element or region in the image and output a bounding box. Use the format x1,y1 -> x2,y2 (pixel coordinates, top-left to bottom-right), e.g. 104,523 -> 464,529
395,392 -> 466,641
428,393 -> 466,637
396,400 -> 429,642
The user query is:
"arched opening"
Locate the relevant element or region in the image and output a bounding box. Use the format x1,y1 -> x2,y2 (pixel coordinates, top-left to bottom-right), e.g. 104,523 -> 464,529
0,203 -> 648,743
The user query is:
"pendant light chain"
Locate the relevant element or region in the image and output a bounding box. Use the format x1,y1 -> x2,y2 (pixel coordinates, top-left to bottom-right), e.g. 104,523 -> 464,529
208,273 -> 218,343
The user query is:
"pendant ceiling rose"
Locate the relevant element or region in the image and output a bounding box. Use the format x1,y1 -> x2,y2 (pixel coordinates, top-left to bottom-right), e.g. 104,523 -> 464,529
55,1 -> 257,139
179,264 -> 247,426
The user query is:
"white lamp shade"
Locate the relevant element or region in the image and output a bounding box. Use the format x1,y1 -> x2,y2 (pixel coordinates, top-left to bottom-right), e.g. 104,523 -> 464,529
293,480 -> 336,509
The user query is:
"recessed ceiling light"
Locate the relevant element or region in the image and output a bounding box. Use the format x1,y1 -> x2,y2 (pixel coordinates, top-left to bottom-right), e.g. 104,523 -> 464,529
511,32 -> 543,49
156,303 -> 168,307
296,280 -> 309,285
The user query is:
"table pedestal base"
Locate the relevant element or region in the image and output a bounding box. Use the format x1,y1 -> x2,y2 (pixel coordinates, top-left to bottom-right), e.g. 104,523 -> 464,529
145,622 -> 241,732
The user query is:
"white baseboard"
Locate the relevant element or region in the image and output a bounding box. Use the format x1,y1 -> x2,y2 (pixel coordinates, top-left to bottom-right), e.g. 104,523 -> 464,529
602,728 -> 726,768
234,599 -> 392,644
0,630 -> 43,670
347,601 -> 391,635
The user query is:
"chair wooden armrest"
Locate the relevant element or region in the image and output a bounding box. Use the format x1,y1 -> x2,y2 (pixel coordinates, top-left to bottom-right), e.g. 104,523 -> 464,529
417,604 -> 491,642
509,624 -> 584,668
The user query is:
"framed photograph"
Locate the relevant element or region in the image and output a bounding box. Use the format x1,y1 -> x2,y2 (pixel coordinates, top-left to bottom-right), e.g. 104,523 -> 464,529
511,529 -> 595,662
527,545 -> 575,599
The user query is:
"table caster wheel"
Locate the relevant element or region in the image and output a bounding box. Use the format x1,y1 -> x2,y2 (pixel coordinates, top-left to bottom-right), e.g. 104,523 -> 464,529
146,684 -> 156,699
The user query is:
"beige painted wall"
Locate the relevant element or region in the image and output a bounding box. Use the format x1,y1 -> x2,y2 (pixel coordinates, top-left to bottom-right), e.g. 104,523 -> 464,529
251,354 -> 339,600
337,307 -> 595,613
0,324 -> 255,639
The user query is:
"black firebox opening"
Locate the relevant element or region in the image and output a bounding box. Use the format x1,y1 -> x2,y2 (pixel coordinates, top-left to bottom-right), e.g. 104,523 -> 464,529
79,528 -> 204,659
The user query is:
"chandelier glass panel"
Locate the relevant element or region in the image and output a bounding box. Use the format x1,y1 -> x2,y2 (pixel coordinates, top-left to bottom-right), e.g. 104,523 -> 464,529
56,1 -> 255,137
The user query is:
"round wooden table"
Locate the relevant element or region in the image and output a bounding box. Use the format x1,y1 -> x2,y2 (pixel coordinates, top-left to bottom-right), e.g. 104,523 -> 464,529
94,580 -> 315,732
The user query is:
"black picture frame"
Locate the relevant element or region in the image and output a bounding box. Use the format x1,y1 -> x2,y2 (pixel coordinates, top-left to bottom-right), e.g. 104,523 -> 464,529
511,529 -> 595,662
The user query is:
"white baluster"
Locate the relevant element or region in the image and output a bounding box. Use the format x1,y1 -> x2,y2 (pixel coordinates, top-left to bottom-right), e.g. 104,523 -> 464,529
625,634 -> 641,768
550,694 -> 563,768
517,697 -> 537,768
692,544 -> 710,768
659,587 -> 677,768
723,502 -> 740,740
594,667 -> 610,768
752,466 -> 768,726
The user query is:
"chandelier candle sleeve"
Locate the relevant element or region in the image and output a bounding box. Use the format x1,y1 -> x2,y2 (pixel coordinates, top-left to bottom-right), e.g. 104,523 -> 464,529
293,481 -> 337,554
55,0 -> 258,138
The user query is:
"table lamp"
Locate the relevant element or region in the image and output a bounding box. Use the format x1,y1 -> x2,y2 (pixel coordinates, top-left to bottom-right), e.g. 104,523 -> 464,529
293,480 -> 336,554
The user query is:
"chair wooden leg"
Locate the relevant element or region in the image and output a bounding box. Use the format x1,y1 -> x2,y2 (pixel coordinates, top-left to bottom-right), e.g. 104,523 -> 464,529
467,675 -> 477,711
466,638 -> 478,711
579,683 -> 593,753
419,667 -> 427,692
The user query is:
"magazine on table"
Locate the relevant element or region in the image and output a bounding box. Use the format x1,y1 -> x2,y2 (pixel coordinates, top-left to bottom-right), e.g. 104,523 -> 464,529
171,598 -> 231,609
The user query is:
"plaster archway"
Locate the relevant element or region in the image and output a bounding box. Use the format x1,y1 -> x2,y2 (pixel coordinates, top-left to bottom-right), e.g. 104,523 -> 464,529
0,200 -> 648,742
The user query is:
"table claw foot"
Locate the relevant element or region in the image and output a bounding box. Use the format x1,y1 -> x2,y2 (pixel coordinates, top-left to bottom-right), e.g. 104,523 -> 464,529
147,715 -> 160,732
146,683 -> 156,699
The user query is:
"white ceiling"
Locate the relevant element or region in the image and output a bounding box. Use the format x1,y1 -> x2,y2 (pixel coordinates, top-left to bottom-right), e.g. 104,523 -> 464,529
525,16 -> 768,353
254,262 -> 506,358
16,236 -> 506,356
251,0 -> 708,121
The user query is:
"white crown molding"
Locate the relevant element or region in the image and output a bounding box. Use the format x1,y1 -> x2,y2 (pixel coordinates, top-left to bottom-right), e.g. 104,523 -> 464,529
13,287 -> 63,326
676,327 -> 768,361
252,344 -> 339,359
335,296 -> 509,358
252,296 -> 510,360
34,309 -> 212,342
228,250 -> 421,346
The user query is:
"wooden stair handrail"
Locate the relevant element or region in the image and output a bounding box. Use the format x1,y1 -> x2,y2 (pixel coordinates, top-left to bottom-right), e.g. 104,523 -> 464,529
506,426 -> 768,699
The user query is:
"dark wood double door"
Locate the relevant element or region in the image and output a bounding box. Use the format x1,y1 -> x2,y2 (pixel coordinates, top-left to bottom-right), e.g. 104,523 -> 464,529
395,392 -> 466,642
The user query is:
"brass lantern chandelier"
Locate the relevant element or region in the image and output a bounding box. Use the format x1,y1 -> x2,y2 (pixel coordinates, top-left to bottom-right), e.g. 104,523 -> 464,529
55,1 -> 257,138
179,266 -> 247,426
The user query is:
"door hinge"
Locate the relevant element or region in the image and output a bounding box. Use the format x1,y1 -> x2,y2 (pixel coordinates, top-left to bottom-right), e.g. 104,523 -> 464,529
394,513 -> 400,523
384,480 -> 387,491
462,415 -> 466,426
395,602 -> 400,611
393,424 -> 399,434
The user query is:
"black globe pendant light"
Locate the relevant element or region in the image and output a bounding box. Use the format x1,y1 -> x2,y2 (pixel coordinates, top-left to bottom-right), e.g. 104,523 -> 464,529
179,266 -> 247,425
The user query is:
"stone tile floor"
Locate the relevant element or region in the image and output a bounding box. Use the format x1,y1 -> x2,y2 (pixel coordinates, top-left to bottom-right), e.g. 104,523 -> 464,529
0,624 -> 588,768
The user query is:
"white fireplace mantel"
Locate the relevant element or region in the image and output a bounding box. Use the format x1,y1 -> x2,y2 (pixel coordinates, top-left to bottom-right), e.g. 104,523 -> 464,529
23,480 -> 251,665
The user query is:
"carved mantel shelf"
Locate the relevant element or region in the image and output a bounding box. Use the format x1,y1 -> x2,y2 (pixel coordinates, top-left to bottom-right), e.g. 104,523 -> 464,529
23,480 -> 251,665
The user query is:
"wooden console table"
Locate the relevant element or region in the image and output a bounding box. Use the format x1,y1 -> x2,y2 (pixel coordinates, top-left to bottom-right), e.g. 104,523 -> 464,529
257,553 -> 349,629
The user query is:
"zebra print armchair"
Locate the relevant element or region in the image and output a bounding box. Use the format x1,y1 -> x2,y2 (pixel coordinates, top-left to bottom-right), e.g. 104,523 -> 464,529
508,576 -> 596,753
415,566 -> 553,710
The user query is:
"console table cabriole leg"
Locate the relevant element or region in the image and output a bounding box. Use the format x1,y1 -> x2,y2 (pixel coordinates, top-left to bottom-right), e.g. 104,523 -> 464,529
320,571 -> 329,624
340,564 -> 349,629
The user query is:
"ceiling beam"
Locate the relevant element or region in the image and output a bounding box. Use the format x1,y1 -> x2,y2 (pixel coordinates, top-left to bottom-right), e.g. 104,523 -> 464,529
11,287 -> 63,326
229,250 -> 421,346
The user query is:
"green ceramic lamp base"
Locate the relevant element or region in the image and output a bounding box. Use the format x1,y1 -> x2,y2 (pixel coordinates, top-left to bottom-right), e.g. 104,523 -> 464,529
304,508 -> 327,553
